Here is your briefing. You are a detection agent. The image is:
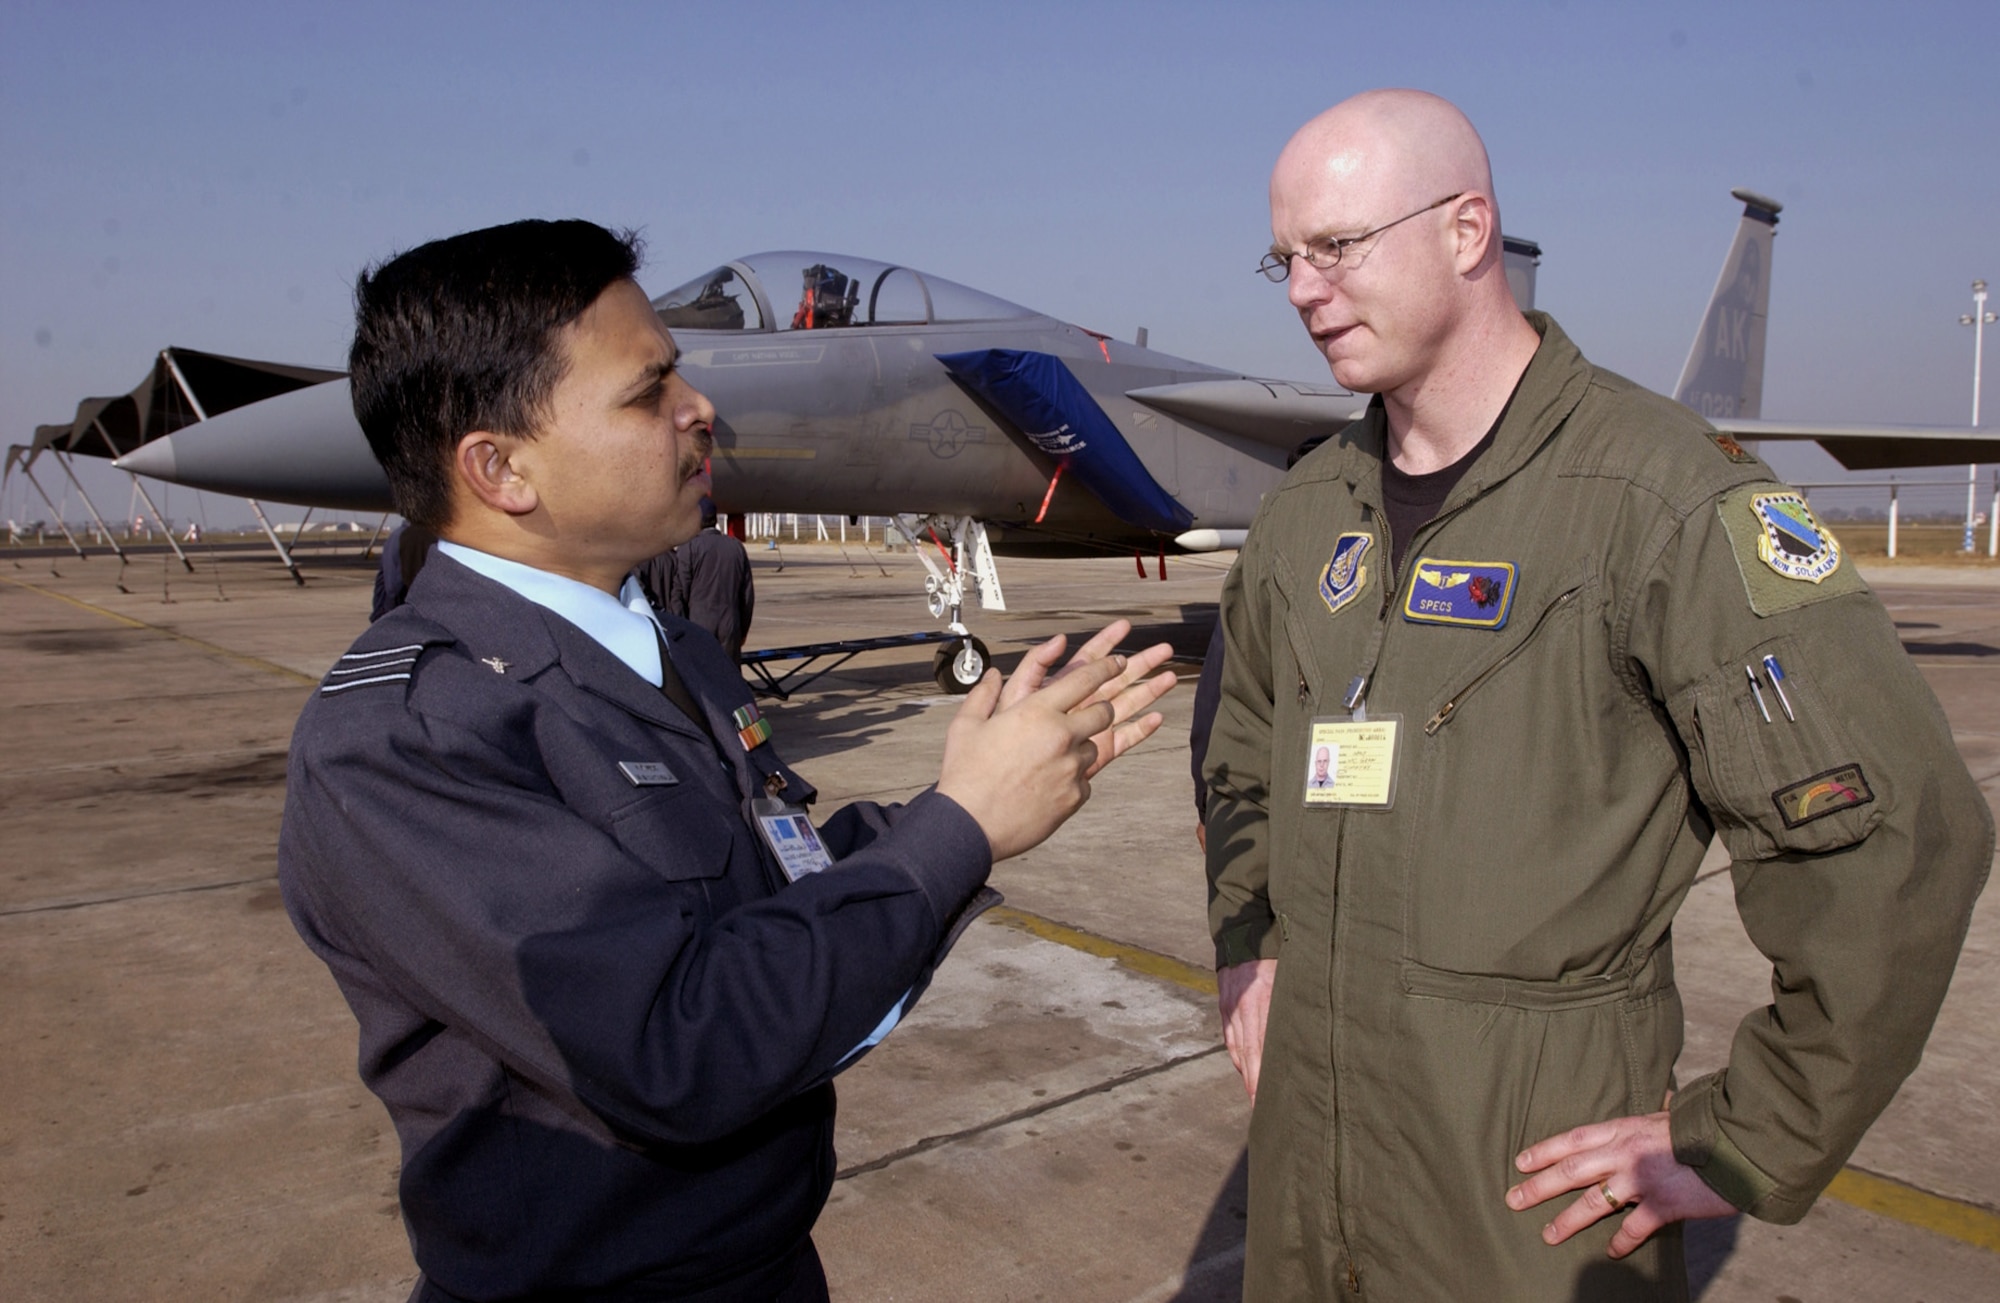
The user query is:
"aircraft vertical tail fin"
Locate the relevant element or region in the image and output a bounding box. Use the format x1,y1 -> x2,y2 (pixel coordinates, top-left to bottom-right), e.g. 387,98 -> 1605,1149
1502,236 -> 1541,312
1674,189 -> 1781,419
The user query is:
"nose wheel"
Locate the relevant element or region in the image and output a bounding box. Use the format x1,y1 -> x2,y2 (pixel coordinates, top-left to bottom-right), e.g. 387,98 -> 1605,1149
933,636 -> 991,694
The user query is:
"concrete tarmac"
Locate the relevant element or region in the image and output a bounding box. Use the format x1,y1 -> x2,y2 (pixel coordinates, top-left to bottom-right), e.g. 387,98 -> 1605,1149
2,539 -> 1995,1300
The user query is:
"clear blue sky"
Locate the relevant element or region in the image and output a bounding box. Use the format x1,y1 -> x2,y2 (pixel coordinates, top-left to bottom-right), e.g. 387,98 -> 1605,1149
4,0 -> 1995,529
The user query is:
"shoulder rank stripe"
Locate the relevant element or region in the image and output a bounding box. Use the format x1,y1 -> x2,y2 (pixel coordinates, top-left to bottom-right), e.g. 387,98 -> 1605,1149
326,657 -> 418,677
339,643 -> 426,661
320,672 -> 412,695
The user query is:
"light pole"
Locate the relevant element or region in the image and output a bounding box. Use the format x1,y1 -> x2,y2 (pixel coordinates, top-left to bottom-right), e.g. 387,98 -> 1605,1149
1959,279 -> 1993,552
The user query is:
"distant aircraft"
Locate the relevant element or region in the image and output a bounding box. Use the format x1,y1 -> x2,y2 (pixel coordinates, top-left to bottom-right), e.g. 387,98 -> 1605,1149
55,193 -> 2000,685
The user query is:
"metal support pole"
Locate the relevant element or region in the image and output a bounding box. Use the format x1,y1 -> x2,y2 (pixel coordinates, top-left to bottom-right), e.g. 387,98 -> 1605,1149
54,451 -> 126,560
127,474 -> 193,571
1887,483 -> 1899,559
161,349 -> 212,422
18,458 -> 87,557
1959,280 -> 1991,552
245,498 -> 304,585
362,512 -> 391,560
1990,472 -> 1998,559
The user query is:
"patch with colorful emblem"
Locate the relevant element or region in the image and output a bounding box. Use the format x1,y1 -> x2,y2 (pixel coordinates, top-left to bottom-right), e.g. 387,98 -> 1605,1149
1402,559 -> 1516,629
1715,483 -> 1866,617
1750,491 -> 1842,583
1708,431 -> 1759,464
1318,532 -> 1373,616
1771,764 -> 1874,829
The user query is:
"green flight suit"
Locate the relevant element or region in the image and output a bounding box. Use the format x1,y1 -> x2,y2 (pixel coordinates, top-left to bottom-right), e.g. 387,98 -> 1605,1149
1203,314 -> 1991,1301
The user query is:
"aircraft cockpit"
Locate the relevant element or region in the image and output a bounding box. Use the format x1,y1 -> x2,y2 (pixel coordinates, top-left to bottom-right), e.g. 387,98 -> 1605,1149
651,252 -> 1033,333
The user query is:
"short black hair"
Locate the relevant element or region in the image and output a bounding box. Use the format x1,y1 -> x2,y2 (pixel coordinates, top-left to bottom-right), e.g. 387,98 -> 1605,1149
348,219 -> 643,530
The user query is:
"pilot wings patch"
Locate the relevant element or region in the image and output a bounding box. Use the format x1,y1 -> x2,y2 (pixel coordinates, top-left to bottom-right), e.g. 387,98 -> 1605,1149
1402,559 -> 1517,629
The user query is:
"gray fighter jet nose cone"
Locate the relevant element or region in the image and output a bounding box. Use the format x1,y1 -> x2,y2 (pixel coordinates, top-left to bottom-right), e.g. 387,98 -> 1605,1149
109,378 -> 392,512
115,437 -> 178,480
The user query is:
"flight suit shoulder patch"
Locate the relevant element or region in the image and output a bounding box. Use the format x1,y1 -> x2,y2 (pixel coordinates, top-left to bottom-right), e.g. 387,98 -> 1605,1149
1715,483 -> 1867,616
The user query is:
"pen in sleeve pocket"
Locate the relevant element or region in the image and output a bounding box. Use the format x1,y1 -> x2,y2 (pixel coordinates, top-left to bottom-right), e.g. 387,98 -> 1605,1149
1761,654 -> 1795,721
1745,664 -> 1771,723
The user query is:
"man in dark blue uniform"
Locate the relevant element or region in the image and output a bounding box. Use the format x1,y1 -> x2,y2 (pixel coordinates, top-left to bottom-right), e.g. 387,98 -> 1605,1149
636,499 -> 755,661
278,220 -> 1174,1302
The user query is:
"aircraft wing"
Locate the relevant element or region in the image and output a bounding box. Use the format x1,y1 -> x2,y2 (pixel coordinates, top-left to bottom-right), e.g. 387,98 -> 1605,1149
1125,379 -> 1368,450
1711,418 -> 2000,471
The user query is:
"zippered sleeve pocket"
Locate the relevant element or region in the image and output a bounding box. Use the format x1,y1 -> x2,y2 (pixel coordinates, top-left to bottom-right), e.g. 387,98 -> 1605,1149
1674,634 -> 1884,859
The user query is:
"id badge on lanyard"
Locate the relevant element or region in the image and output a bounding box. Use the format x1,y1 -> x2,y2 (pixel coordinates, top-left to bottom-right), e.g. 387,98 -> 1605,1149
1301,713 -> 1403,810
752,795 -> 836,881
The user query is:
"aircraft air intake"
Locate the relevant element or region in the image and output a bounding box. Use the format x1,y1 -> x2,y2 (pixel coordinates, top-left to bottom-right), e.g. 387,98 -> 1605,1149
935,349 -> 1194,535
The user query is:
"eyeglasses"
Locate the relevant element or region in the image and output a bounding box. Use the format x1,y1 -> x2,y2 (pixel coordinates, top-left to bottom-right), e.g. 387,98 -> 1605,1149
1257,193 -> 1465,282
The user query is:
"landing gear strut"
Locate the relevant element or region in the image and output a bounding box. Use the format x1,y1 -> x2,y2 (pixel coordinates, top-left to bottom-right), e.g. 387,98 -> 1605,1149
895,513 -> 1006,695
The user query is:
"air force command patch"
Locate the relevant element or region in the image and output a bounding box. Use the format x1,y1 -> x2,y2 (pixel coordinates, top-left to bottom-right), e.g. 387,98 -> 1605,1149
1716,482 -> 1867,616
1750,491 -> 1842,583
1402,559 -> 1516,629
1319,532 -> 1373,616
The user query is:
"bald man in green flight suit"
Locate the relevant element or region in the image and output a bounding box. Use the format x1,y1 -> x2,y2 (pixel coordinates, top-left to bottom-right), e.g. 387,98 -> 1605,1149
1202,89 -> 1991,1301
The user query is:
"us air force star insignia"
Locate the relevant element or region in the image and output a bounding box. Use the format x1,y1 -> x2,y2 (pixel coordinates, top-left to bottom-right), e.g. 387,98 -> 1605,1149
480,656 -> 510,674
1750,491 -> 1841,583
1319,532 -> 1373,616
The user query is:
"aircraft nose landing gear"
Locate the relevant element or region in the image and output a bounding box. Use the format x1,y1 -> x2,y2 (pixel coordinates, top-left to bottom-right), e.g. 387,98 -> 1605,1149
898,513 -> 1006,695
933,635 -> 992,694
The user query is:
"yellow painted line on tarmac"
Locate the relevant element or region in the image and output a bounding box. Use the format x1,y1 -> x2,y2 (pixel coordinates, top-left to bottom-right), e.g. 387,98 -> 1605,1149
989,903 -> 2000,1254
0,575 -> 317,686
985,905 -> 1216,996
1825,1167 -> 2000,1253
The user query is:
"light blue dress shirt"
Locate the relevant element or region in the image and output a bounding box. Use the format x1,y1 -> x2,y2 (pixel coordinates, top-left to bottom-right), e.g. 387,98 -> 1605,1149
434,540 -> 906,1061
437,541 -> 667,684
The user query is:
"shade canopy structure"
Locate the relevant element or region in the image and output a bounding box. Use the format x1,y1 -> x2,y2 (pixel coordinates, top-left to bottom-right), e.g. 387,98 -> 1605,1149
30,347 -> 342,460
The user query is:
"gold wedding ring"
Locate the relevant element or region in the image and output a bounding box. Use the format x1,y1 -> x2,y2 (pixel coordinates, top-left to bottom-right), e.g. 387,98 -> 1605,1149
1599,1181 -> 1628,1210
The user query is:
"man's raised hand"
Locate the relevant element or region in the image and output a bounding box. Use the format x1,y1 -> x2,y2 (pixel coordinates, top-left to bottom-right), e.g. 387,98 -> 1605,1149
937,623 -> 1176,861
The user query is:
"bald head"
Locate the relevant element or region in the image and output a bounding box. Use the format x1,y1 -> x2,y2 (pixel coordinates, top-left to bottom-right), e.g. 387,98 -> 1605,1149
1267,90 -> 1536,431
1272,89 -> 1500,278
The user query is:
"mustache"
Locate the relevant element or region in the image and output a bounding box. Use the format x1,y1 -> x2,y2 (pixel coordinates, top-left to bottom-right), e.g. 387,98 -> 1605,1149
678,428 -> 714,480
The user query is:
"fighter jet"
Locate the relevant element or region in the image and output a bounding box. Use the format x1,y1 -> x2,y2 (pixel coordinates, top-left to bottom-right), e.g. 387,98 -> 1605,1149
90,195 -> 2000,685
107,247 -> 1424,685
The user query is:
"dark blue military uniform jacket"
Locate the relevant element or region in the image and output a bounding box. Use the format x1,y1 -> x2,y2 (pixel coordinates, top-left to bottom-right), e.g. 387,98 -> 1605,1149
279,554 -> 992,1300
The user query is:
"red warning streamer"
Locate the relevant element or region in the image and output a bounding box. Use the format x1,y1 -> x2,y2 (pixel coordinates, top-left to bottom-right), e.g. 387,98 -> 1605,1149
1035,463 -> 1066,524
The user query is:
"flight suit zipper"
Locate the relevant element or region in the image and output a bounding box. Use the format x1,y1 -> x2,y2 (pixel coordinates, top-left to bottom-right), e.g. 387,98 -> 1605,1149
1422,586 -> 1582,735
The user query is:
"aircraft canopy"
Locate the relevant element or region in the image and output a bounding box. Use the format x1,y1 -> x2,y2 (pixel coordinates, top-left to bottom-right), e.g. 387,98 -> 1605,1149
652,252 -> 1034,334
